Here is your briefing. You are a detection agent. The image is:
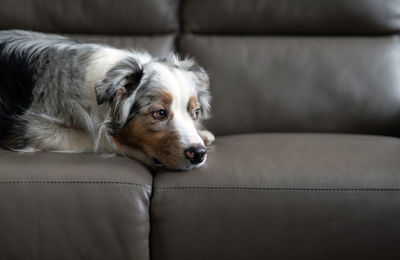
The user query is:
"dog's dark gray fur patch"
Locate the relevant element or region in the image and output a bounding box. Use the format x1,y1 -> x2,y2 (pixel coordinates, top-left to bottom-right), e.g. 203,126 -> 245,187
0,30 -> 97,149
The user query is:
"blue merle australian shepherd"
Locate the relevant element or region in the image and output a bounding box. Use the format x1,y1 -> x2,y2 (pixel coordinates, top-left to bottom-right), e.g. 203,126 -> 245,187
0,30 -> 214,170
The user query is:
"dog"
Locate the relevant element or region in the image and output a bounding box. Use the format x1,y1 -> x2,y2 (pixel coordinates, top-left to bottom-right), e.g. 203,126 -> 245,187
0,30 -> 214,170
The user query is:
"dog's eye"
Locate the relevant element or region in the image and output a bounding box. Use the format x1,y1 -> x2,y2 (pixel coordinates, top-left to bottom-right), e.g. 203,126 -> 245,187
193,109 -> 200,120
153,109 -> 167,120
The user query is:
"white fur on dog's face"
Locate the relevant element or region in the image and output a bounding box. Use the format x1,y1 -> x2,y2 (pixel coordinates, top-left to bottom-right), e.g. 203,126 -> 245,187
114,58 -> 211,170
151,62 -> 205,143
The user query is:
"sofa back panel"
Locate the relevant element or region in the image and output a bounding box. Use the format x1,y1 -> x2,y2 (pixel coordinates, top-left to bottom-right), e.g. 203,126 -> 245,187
181,35 -> 400,136
68,34 -> 176,57
0,0 -> 179,34
183,0 -> 400,35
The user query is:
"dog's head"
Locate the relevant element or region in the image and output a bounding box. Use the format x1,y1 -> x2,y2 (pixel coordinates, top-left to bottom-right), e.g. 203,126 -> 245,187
95,54 -> 211,170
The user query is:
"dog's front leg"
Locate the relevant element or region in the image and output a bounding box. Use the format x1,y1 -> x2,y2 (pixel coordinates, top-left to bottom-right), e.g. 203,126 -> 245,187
23,124 -> 94,153
198,130 -> 215,146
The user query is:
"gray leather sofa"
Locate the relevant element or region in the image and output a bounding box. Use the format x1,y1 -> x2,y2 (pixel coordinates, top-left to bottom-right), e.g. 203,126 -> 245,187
1,0 -> 400,259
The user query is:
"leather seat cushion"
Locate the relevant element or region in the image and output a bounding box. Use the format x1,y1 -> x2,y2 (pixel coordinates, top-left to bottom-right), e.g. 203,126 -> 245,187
155,133 -> 400,189
151,133 -> 400,260
0,150 -> 152,260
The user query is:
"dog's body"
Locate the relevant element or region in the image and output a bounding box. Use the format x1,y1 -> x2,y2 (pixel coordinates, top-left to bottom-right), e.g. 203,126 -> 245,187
0,30 -> 214,170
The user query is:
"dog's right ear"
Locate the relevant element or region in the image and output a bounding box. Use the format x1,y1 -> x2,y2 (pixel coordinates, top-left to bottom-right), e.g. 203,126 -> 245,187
95,58 -> 143,105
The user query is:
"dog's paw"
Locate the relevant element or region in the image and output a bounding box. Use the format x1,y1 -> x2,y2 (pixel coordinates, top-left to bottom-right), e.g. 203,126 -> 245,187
10,146 -> 39,153
199,130 -> 215,146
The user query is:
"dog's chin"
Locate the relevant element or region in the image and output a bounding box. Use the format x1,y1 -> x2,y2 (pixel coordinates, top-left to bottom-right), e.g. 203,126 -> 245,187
152,157 -> 165,168
151,156 -> 207,171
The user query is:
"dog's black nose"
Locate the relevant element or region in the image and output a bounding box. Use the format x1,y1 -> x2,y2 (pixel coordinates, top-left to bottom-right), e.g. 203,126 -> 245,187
185,146 -> 207,165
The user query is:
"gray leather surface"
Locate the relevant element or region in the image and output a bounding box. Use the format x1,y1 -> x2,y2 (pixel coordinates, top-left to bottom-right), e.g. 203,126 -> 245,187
181,35 -> 400,136
0,0 -> 178,34
68,34 -> 176,58
183,0 -> 400,35
155,134 -> 400,189
152,189 -> 400,260
0,150 -> 152,260
151,134 -> 400,260
0,150 -> 152,184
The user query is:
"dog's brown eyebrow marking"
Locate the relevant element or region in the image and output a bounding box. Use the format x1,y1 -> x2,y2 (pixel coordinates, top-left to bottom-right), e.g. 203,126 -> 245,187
159,91 -> 173,107
188,96 -> 199,112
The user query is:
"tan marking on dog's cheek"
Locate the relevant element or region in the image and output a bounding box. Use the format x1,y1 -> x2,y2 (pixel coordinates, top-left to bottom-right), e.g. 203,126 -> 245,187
114,90 -> 192,169
115,116 -> 185,168
115,116 -> 156,152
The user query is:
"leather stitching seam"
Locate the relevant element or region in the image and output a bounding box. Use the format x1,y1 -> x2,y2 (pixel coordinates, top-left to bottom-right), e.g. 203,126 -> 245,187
0,181 -> 151,189
155,187 -> 400,192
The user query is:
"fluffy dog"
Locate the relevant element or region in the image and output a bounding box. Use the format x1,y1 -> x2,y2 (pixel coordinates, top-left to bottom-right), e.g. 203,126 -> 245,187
0,30 -> 214,170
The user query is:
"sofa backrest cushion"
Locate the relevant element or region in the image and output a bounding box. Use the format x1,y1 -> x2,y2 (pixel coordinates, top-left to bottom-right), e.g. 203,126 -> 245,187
1,0 -> 400,136
0,0 -> 179,34
181,35 -> 400,136
183,0 -> 400,35
181,0 -> 400,136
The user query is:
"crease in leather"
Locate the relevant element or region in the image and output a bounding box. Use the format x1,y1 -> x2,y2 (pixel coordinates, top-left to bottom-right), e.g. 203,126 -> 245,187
0,181 -> 152,189
154,187 -> 400,191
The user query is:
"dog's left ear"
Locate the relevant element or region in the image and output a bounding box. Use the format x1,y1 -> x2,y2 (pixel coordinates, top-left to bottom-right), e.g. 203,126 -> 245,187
95,59 -> 143,105
178,58 -> 209,88
191,65 -> 209,88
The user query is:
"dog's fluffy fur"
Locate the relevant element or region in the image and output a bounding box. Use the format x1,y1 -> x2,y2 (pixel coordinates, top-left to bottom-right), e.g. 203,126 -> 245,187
0,30 -> 214,170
